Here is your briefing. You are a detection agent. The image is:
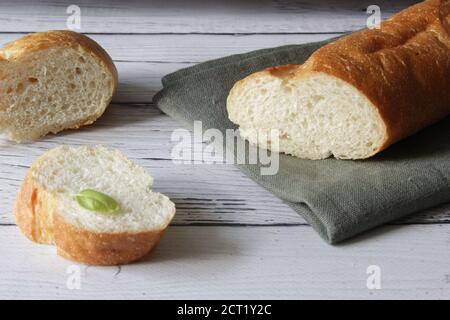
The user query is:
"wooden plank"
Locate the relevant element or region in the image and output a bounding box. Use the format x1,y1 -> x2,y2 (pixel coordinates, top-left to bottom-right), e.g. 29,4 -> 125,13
1,104 -> 449,226
1,224 -> 449,299
115,61 -> 179,103
0,0 -> 419,34
0,33 -> 337,63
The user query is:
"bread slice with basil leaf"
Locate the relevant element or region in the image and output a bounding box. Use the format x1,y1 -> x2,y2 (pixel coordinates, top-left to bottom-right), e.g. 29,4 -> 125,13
14,145 -> 176,266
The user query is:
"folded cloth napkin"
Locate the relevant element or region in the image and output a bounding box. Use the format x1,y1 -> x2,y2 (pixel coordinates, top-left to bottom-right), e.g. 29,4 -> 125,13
154,38 -> 450,244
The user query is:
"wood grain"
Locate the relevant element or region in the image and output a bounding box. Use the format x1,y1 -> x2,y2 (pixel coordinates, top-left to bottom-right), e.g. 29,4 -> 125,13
1,224 -> 449,299
0,0 -> 419,34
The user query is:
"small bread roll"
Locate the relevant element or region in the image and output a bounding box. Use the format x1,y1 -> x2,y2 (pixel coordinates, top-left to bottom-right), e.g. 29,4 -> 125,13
0,31 -> 117,142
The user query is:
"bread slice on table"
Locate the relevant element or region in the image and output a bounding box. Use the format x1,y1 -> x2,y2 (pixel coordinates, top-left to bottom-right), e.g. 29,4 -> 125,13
227,0 -> 450,160
0,30 -> 117,142
14,146 -> 176,266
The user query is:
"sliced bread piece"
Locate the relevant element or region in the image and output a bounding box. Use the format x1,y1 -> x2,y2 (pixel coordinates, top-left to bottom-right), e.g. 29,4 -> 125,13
227,70 -> 386,160
14,145 -> 176,265
227,0 -> 450,160
0,30 -> 117,142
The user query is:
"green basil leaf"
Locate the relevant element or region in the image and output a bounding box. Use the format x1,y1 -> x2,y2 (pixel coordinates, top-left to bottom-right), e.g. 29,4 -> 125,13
74,189 -> 120,214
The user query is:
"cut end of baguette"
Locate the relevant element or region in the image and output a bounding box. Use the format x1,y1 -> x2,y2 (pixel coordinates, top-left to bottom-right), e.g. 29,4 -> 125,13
0,31 -> 117,142
227,69 -> 387,160
14,145 -> 176,265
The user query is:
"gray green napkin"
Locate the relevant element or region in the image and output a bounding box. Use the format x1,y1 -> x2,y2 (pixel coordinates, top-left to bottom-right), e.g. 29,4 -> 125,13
153,38 -> 450,244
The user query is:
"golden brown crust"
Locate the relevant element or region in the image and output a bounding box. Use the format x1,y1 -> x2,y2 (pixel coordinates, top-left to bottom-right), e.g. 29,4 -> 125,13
14,174 -> 35,242
249,0 -> 450,157
266,64 -> 299,77
14,173 -> 55,244
54,214 -> 166,266
14,169 -> 172,266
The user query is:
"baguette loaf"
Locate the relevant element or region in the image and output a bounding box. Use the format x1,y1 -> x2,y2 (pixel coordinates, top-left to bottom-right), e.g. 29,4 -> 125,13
14,146 -> 176,266
0,31 -> 117,142
227,0 -> 450,159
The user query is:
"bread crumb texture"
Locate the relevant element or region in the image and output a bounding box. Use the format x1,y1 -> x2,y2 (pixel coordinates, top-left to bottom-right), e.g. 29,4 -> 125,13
0,31 -> 117,142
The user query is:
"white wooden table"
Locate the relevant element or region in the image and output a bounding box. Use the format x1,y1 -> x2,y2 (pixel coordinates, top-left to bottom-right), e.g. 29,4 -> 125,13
1,0 -> 449,300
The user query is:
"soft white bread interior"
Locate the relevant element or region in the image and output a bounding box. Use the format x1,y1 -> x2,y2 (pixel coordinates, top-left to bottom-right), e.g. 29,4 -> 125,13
0,30 -> 117,142
227,70 -> 386,160
14,145 -> 176,265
